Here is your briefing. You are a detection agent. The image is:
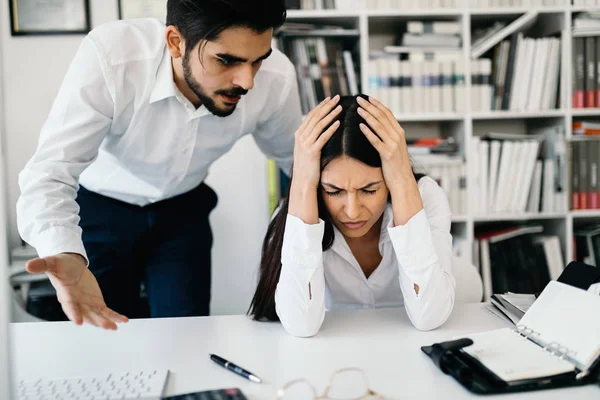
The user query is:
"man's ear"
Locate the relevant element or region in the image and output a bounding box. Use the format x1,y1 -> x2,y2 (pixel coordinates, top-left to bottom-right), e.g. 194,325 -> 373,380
166,26 -> 184,59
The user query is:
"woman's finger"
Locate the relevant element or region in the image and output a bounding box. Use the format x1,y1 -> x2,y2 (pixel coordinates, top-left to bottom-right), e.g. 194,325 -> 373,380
301,95 -> 340,141
357,97 -> 398,143
298,96 -> 331,136
357,96 -> 397,128
306,105 -> 342,144
357,106 -> 393,144
314,120 -> 340,149
368,96 -> 398,127
369,96 -> 407,140
359,123 -> 384,154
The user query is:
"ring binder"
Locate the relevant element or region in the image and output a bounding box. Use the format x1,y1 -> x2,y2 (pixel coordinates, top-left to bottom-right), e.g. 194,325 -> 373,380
512,324 -> 540,340
541,342 -> 575,362
422,282 -> 600,394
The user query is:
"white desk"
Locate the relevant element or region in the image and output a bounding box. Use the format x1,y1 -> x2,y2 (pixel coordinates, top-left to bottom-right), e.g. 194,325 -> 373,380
10,304 -> 599,399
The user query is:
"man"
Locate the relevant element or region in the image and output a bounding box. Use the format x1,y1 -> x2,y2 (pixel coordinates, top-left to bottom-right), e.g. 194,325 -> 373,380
16,0 -> 301,330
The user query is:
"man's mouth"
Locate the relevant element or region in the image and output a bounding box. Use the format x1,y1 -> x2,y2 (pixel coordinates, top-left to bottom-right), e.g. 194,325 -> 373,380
220,94 -> 241,104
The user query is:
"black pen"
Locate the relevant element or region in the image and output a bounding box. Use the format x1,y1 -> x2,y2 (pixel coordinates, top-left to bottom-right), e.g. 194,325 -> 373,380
209,354 -> 262,384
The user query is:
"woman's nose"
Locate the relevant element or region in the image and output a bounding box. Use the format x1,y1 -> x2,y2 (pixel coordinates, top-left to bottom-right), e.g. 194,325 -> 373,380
345,195 -> 361,219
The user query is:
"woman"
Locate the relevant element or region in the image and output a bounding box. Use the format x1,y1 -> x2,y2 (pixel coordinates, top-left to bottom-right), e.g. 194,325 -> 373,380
249,94 -> 456,337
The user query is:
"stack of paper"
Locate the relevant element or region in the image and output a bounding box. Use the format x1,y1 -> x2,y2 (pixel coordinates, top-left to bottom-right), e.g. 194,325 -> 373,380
487,293 -> 537,325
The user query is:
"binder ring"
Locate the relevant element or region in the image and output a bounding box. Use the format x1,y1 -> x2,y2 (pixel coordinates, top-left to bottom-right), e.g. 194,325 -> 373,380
542,342 -> 572,360
513,325 -> 539,340
542,342 -> 560,355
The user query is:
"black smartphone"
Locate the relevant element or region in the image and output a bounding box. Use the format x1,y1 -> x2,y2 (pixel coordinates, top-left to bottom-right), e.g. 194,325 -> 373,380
163,388 -> 248,400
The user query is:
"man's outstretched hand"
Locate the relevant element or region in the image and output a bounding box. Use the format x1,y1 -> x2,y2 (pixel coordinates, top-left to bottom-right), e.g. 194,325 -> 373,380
26,253 -> 128,330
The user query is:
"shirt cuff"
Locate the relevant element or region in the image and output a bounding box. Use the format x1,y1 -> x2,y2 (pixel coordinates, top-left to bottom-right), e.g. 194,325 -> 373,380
387,208 -> 438,270
34,226 -> 89,266
281,214 -> 325,268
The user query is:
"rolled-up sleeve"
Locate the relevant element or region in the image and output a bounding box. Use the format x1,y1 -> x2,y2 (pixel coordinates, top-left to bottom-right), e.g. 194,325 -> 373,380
388,177 -> 456,331
17,35 -> 114,263
275,214 -> 326,337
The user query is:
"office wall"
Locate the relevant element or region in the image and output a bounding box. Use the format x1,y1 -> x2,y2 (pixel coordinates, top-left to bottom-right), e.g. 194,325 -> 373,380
0,2 -> 270,315
0,6 -> 11,397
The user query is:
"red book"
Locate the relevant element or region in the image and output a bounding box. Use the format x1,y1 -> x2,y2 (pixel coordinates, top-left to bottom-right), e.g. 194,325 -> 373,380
574,91 -> 585,108
590,192 -> 599,209
572,193 -> 580,210
587,90 -> 596,108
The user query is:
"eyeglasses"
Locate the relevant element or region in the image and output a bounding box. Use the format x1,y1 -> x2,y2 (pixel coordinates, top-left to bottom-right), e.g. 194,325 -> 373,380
276,367 -> 388,400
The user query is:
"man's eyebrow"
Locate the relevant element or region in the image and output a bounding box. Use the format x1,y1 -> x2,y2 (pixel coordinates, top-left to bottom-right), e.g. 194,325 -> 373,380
215,48 -> 272,63
321,181 -> 383,190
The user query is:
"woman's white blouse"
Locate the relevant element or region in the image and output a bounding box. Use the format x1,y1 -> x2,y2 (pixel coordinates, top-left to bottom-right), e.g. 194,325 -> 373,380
275,176 -> 456,337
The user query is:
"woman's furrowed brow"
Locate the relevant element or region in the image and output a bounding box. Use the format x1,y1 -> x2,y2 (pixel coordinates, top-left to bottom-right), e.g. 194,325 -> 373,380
321,181 -> 383,190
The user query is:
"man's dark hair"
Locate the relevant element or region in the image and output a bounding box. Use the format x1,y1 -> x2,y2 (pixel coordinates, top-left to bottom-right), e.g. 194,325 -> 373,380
166,0 -> 287,52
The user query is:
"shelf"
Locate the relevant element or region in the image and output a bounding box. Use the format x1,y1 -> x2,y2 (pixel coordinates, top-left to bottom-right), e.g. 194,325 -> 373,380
473,212 -> 566,222
366,9 -> 465,17
571,108 -> 600,117
471,110 -> 565,120
278,30 -> 360,38
470,6 -> 567,16
572,31 -> 600,38
452,216 -> 469,223
570,210 -> 600,219
395,113 -> 465,122
571,6 -> 600,13
287,7 -> 569,18
286,10 -> 360,18
569,135 -> 600,141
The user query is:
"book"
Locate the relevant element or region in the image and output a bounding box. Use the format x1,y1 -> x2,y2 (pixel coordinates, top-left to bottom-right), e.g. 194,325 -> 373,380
489,293 -> 531,325
465,281 -> 600,382
475,225 -> 553,300
470,12 -> 538,60
423,281 -> 600,394
574,225 -> 600,267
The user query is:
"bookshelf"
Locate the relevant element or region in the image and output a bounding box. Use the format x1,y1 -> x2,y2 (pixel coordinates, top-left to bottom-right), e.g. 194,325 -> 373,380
277,2 -> 600,275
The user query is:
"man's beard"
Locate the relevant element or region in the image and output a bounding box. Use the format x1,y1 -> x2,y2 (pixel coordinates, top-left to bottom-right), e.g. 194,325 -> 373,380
183,52 -> 247,118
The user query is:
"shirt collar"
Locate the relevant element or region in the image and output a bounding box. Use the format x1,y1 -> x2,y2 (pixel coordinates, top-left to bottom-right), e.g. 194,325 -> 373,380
149,45 -> 177,104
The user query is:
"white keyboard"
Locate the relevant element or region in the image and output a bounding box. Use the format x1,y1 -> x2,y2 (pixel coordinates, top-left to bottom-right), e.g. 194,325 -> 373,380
16,369 -> 169,400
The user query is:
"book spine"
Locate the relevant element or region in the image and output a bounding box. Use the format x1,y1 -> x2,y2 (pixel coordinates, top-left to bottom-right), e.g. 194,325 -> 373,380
586,37 -> 596,108
572,141 -> 580,210
402,61 -> 413,114
480,58 -> 492,112
454,59 -> 466,113
574,37 -> 586,108
590,141 -> 599,209
596,36 -> 600,107
580,139 -> 589,209
502,34 -> 519,110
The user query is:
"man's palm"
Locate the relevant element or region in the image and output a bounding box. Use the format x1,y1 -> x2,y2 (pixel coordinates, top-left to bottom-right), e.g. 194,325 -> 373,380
26,254 -> 128,330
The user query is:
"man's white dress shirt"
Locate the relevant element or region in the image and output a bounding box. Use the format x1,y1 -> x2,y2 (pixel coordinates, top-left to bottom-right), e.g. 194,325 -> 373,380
275,177 -> 456,337
17,18 -> 302,262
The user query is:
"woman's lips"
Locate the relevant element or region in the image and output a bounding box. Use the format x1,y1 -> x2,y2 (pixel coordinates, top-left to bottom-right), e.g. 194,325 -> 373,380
342,220 -> 367,229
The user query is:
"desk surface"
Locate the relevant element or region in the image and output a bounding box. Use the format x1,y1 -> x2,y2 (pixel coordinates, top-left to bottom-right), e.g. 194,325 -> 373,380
10,304 -> 599,399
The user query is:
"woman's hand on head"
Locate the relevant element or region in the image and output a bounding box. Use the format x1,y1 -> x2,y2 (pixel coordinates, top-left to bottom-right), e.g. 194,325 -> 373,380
356,96 -> 414,191
292,95 -> 342,188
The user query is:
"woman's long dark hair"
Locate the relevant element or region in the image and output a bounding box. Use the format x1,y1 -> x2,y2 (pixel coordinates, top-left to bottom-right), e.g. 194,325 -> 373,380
248,95 -> 423,321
